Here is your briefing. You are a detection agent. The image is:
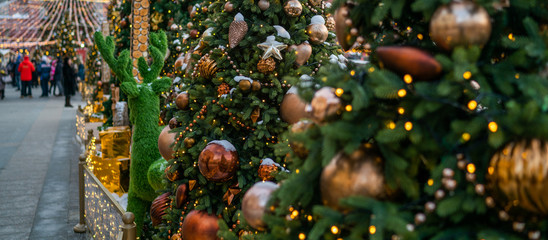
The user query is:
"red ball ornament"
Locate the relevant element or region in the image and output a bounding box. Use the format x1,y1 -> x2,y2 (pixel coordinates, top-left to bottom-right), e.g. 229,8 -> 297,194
198,140 -> 239,182
181,210 -> 220,240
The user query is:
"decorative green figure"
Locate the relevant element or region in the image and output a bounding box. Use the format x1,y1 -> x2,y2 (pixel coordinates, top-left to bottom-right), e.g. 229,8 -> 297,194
94,31 -> 172,235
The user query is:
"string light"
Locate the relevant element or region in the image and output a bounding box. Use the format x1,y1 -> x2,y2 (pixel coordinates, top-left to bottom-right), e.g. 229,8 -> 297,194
462,132 -> 471,141
299,233 -> 306,240
369,225 -> 377,234
331,226 -> 339,234
427,179 -> 434,186
345,105 -> 352,111
404,122 -> 413,131
388,121 -> 396,130
398,107 -> 405,114
335,88 -> 344,97
467,100 -> 477,110
488,122 -> 498,132
463,71 -> 472,80
397,89 -> 407,97
403,74 -> 413,84
467,163 -> 476,174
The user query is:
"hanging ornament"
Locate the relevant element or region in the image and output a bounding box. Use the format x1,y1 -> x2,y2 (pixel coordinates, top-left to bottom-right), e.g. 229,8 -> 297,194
175,92 -> 189,110
175,45 -> 182,52
184,137 -> 195,148
273,25 -> 291,39
251,107 -> 261,123
175,184 -> 188,208
251,81 -> 261,91
258,158 -> 280,181
150,192 -> 171,226
280,87 -> 310,124
321,145 -> 391,211
242,181 -> 279,230
310,87 -> 342,123
284,0 -> 303,17
198,140 -> 239,182
181,210 -> 220,240
224,1 -> 234,12
288,42 -> 312,66
487,139 -> 548,216
239,79 -> 252,91
229,13 -> 248,49
307,15 -> 329,44
334,5 -> 353,51
257,36 -> 288,60
376,46 -> 442,81
168,117 -> 179,129
217,83 -> 230,96
120,18 -> 128,28
198,55 -> 218,79
151,12 -> 164,31
309,0 -> 321,7
258,0 -> 270,11
223,183 -> 241,205
188,180 -> 197,190
190,29 -> 199,38
195,28 -> 215,52
165,165 -> 181,182
170,23 -> 178,31
257,57 -> 276,73
430,0 -> 491,51
158,126 -> 176,161
325,15 -> 336,31
289,120 -> 314,159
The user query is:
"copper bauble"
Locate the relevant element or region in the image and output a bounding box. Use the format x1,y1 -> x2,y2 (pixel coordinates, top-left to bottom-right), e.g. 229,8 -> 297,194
258,158 -> 279,181
242,181 -> 279,230
159,126 -> 176,161
307,23 -> 329,44
288,42 -> 312,66
320,146 -> 389,211
280,88 -> 310,124
376,46 -> 442,81
190,29 -> 199,38
181,210 -> 220,240
487,139 -> 548,216
257,57 -> 276,73
175,184 -> 188,208
239,79 -> 251,91
289,120 -> 314,159
251,81 -> 261,91
334,5 -> 352,50
217,83 -> 230,96
168,117 -> 178,129
198,140 -> 239,182
310,87 -> 341,123
284,0 -> 302,17
224,2 -> 234,12
184,137 -> 195,148
175,92 -> 189,110
258,0 -> 270,10
430,1 -> 491,51
165,165 -> 181,182
150,192 -> 171,226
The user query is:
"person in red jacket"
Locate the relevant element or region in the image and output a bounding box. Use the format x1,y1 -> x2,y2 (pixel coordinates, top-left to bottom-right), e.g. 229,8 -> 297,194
18,55 -> 36,98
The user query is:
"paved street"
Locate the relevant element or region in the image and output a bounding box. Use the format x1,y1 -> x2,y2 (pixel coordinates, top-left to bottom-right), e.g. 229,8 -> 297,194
0,84 -> 87,240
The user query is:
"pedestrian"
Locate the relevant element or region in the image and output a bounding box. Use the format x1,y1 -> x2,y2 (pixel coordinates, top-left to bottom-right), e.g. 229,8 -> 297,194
77,59 -> 85,83
39,56 -> 51,97
53,57 -> 64,96
62,57 -> 75,107
31,58 -> 39,88
0,68 -> 6,100
6,57 -> 14,87
49,58 -> 57,94
18,55 -> 35,98
13,55 -> 21,91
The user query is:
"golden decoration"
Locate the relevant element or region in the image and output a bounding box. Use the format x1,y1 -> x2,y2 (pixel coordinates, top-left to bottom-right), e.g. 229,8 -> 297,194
257,36 -> 288,60
430,0 -> 491,51
242,181 -> 279,230
288,42 -> 312,66
184,137 -> 195,148
138,35 -> 147,44
309,0 -> 321,7
251,107 -> 261,123
158,126 -> 176,160
197,55 -> 218,79
251,81 -> 261,91
188,180 -> 197,191
334,5 -> 352,51
257,57 -> 276,73
326,15 -> 336,31
151,12 -> 163,31
150,192 -> 171,226
307,23 -> 329,45
175,92 -> 189,110
290,120 -> 314,159
284,0 -> 303,17
321,145 -> 391,211
222,183 -> 241,205
217,83 -> 230,96
229,13 -> 248,49
280,89 -> 310,124
310,87 -> 342,123
487,139 -> 548,216
182,210 -> 219,240
239,79 -> 251,91
198,140 -> 239,182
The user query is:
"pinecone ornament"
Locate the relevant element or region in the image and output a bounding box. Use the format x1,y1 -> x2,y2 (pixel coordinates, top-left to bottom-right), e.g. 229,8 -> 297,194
257,58 -> 276,73
229,13 -> 248,49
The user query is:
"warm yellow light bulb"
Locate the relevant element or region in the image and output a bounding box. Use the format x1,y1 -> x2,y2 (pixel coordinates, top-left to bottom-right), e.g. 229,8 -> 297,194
427,179 -> 434,186
397,89 -> 407,97
335,88 -> 344,97
403,74 -> 413,84
463,71 -> 472,80
369,225 -> 377,234
388,121 -> 396,130
291,210 -> 299,219
467,163 -> 476,174
488,122 -> 498,132
417,34 -> 424,40
398,107 -> 405,114
331,226 -> 339,234
468,100 -> 477,110
345,105 -> 352,111
368,67 -> 375,73
462,133 -> 471,141
404,122 -> 413,131
299,233 -> 306,240
350,70 -> 356,76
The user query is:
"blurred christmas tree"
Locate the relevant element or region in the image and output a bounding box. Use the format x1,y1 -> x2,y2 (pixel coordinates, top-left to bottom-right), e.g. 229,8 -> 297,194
149,0 -> 341,239
261,0 -> 548,239
53,12 -> 78,59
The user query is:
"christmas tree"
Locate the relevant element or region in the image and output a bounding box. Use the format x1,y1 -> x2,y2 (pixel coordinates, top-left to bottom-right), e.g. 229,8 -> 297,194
261,0 -> 548,239
149,0 -> 341,239
53,12 -> 78,59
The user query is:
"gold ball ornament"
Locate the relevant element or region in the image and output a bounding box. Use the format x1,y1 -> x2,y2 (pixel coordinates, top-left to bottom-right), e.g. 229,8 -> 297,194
251,81 -> 261,91
242,181 -> 279,230
307,23 -> 329,45
181,210 -> 220,240
280,88 -> 311,124
158,126 -> 176,161
284,0 -> 303,17
487,139 -> 548,216
320,146 -> 391,211
175,92 -> 189,110
288,42 -> 312,66
198,140 -> 239,182
165,165 -> 182,182
290,120 -> 314,159
239,79 -> 251,91
430,1 -> 492,51
184,137 -> 195,148
310,87 -> 342,123
258,0 -> 270,11
257,57 -> 276,73
258,158 -> 279,181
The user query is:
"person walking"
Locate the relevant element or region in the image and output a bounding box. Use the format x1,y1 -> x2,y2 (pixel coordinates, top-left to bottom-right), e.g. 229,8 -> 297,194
18,55 -> 35,98
6,57 -> 15,88
0,68 -> 6,100
13,55 -> 21,91
39,56 -> 51,97
31,58 -> 39,88
62,57 -> 76,107
52,57 -> 64,96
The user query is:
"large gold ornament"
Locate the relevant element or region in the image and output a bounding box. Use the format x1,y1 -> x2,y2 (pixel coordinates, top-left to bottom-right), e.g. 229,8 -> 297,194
229,13 -> 248,49
487,139 -> 548,216
334,5 -> 352,51
175,92 -> 189,110
257,57 -> 276,73
181,210 -> 220,240
320,145 -> 390,211
242,181 -> 279,230
198,140 -> 239,182
280,87 -> 310,124
288,42 -> 312,66
307,15 -> 329,45
258,0 -> 270,11
257,36 -> 288,60
284,0 -> 303,17
310,87 -> 341,123
198,55 -> 218,79
430,1 -> 491,51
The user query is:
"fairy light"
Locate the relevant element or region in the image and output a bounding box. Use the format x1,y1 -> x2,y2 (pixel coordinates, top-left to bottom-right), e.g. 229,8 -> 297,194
368,67 -> 375,73
462,132 -> 471,141
488,166 -> 494,175
307,215 -> 313,221
388,121 -> 396,130
369,225 -> 377,234
397,89 -> 407,97
331,226 -> 339,234
467,100 -> 477,110
508,33 -> 515,41
427,179 -> 434,186
463,71 -> 472,80
467,163 -> 476,174
403,74 -> 413,84
515,73 -> 520,79
291,210 -> 299,219
404,122 -> 413,131
398,107 -> 405,114
345,105 -> 353,111
299,233 -> 306,240
335,88 -> 344,97
417,34 -> 424,40
350,70 -> 356,76
488,122 -> 498,132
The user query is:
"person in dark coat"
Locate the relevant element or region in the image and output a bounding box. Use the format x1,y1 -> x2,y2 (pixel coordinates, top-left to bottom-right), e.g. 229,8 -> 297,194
13,55 -> 21,90
62,57 -> 76,107
0,68 -> 6,100
31,59 -> 39,88
53,57 -> 64,96
39,56 -> 51,97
